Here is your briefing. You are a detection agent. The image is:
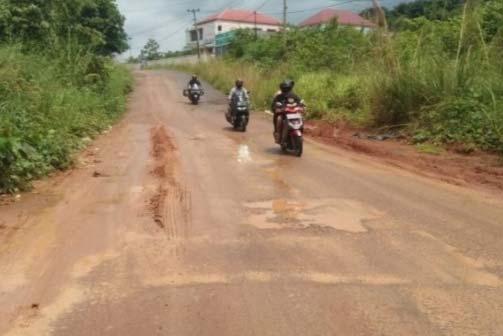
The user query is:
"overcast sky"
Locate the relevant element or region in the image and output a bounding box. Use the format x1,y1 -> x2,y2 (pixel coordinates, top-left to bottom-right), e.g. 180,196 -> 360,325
116,0 -> 408,57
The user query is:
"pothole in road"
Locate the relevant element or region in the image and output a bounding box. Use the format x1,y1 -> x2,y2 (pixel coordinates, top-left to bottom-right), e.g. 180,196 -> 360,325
244,198 -> 384,233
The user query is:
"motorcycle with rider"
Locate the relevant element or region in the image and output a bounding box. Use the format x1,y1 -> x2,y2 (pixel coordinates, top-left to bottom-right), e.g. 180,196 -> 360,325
183,74 -> 204,105
271,79 -> 305,157
226,79 -> 250,132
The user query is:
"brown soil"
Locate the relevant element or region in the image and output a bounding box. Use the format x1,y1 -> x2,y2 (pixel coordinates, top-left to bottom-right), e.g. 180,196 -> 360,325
150,186 -> 168,229
305,120 -> 503,192
149,125 -> 177,229
148,125 -> 190,235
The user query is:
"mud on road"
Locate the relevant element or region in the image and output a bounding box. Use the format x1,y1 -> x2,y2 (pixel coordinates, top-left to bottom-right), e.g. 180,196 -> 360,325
149,125 -> 190,234
305,120 -> 503,193
1,70 -> 503,336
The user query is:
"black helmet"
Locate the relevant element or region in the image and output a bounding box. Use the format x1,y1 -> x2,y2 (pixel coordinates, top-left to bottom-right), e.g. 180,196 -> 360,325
191,74 -> 198,80
280,79 -> 294,93
235,79 -> 244,89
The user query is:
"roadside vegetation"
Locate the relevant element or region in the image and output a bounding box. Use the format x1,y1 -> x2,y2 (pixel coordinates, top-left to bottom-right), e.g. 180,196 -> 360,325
0,0 -> 132,193
171,0 -> 503,154
127,38 -> 197,63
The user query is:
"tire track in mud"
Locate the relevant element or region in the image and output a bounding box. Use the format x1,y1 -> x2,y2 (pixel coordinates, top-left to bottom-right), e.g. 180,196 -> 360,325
149,125 -> 191,239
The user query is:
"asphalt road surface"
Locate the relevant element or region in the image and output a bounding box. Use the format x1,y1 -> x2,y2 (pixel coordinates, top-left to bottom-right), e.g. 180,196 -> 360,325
1,71 -> 503,336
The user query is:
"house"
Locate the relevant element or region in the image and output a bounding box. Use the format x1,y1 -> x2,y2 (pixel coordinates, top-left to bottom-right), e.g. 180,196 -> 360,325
185,9 -> 282,55
299,9 -> 376,32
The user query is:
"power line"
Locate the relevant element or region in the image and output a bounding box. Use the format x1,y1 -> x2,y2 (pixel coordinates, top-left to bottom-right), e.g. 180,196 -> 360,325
129,16 -> 190,37
156,19 -> 194,43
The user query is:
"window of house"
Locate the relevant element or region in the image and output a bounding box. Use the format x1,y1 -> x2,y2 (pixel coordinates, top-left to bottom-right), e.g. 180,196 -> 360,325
190,30 -> 198,41
267,29 -> 276,32
190,28 -> 203,41
218,25 -> 222,32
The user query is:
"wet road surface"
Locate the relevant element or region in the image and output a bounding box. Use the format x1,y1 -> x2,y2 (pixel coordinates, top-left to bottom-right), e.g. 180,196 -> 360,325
1,71 -> 503,335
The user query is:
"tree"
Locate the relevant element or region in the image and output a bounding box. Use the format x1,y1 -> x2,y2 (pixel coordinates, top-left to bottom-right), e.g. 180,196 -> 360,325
482,0 -> 503,41
0,0 -> 128,55
140,38 -> 161,61
67,0 -> 129,55
360,0 -> 464,29
0,0 -> 52,44
0,1 -> 8,40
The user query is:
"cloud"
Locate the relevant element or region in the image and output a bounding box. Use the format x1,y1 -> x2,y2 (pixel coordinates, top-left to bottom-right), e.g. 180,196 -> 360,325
116,0 -> 409,57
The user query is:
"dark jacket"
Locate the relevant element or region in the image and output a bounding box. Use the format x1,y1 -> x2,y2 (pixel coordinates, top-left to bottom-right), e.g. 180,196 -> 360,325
271,91 -> 301,111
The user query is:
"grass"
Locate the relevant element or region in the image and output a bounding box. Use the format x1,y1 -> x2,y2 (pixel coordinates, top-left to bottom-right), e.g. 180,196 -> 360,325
0,46 -> 132,193
415,143 -> 443,155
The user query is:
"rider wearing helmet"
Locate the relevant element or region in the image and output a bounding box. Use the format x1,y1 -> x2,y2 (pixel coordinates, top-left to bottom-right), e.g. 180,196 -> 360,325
228,79 -> 249,102
271,79 -> 302,134
228,79 -> 250,117
188,74 -> 202,88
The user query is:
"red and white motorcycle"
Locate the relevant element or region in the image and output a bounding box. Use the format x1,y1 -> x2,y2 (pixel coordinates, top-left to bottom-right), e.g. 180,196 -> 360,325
274,100 -> 305,157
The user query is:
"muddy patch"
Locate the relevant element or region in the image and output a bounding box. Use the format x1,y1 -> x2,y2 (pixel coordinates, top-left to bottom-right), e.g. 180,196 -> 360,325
149,186 -> 168,229
148,125 -> 191,237
244,198 -> 384,233
304,120 -> 503,192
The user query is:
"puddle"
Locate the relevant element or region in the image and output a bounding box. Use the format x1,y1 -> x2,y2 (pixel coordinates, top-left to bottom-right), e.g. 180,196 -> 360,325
244,198 -> 384,233
237,145 -> 252,163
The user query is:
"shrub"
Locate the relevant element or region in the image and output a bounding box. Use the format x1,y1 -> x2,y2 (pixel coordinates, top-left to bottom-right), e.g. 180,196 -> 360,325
0,46 -> 132,192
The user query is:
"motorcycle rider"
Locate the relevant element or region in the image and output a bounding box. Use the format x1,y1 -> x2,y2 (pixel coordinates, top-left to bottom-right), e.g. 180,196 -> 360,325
228,79 -> 249,101
228,79 -> 249,116
271,79 -> 302,135
188,74 -> 202,88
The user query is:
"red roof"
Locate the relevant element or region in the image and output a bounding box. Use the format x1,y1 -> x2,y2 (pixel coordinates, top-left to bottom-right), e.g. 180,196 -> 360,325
299,9 -> 376,28
198,9 -> 282,26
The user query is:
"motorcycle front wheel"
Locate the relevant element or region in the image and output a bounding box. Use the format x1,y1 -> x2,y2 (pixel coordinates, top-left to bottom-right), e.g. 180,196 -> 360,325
293,135 -> 303,157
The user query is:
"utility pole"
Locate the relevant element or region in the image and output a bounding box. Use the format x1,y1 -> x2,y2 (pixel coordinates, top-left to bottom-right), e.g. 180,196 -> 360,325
187,8 -> 201,60
283,0 -> 287,45
283,0 -> 287,32
254,11 -> 258,39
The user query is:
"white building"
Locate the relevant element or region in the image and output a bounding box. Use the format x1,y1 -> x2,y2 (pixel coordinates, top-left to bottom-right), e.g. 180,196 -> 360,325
185,9 -> 283,55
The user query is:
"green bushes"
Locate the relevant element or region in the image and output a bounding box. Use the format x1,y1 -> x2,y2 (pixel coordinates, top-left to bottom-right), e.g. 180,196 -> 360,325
0,46 -> 132,193
0,0 -> 131,193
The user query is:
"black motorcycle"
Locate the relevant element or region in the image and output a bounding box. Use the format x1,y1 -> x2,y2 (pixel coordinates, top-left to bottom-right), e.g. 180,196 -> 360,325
226,91 -> 250,132
183,84 -> 204,105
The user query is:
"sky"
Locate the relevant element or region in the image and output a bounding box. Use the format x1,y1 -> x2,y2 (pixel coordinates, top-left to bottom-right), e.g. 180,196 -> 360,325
116,0 -> 409,57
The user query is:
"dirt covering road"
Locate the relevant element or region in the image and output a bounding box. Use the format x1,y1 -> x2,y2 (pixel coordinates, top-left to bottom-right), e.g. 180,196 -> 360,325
1,71 -> 503,336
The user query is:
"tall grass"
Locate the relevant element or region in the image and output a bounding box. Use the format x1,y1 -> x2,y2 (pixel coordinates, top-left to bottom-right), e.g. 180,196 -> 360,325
0,45 -> 132,193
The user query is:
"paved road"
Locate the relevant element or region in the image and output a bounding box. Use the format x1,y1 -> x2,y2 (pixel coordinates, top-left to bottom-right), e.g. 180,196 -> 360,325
1,71 -> 503,336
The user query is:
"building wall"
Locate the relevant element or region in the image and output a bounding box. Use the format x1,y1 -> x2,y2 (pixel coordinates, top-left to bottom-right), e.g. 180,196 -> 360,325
186,20 -> 282,51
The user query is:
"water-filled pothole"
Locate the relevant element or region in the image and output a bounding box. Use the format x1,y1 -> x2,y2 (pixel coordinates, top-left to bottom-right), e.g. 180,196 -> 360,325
244,198 -> 384,233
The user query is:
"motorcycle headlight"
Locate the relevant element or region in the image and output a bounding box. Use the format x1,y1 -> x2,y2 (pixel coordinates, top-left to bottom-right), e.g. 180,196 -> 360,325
289,120 -> 302,129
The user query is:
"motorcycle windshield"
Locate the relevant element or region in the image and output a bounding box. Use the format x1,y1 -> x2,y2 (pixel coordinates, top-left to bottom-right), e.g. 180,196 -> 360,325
234,91 -> 247,101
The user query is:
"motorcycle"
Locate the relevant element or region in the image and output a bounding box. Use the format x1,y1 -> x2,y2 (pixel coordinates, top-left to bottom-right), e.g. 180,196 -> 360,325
274,101 -> 305,157
183,84 -> 204,105
226,91 -> 250,132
